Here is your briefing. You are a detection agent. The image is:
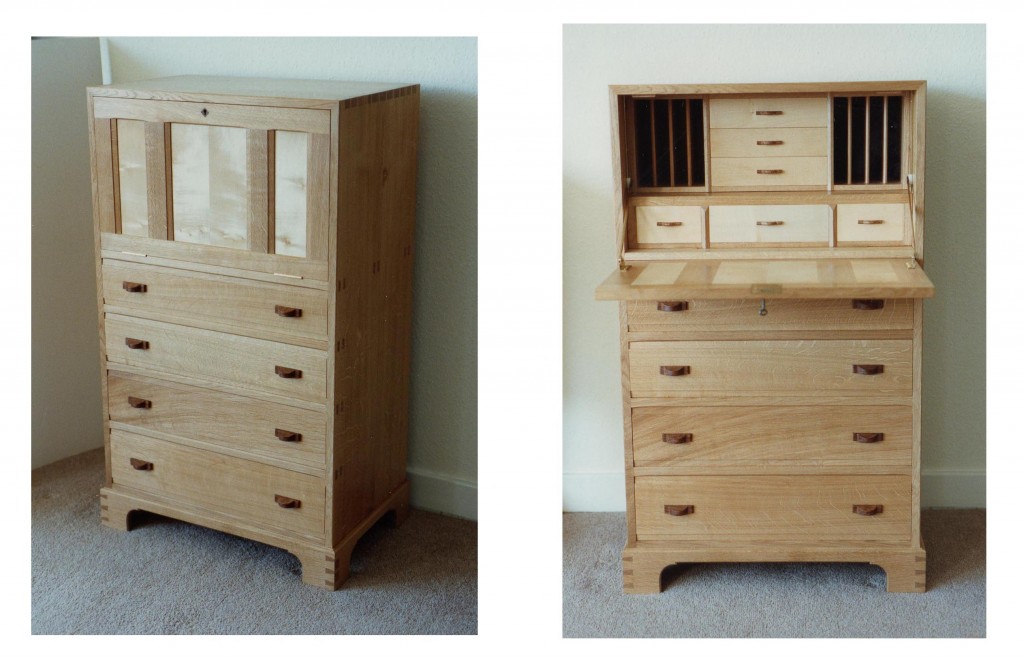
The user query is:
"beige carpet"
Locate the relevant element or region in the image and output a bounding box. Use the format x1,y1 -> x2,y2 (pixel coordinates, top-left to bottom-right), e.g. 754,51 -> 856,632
32,448 -> 477,635
563,510 -> 984,638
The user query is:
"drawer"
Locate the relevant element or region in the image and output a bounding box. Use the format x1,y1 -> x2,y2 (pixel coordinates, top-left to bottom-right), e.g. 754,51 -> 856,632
105,315 -> 328,401
836,204 -> 910,245
626,299 -> 914,332
634,475 -> 911,541
110,430 -> 325,541
709,128 -> 828,158
102,260 -> 329,343
709,97 -> 828,129
628,340 -> 913,397
108,372 -> 326,470
711,156 -> 829,189
631,405 -> 912,468
636,206 -> 702,245
708,205 -> 830,245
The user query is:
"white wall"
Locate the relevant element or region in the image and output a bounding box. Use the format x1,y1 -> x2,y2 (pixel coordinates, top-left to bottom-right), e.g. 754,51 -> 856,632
563,24 -> 986,510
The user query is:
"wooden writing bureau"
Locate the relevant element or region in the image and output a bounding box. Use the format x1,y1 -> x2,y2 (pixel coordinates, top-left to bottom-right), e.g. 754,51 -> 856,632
87,76 -> 419,588
595,82 -> 934,593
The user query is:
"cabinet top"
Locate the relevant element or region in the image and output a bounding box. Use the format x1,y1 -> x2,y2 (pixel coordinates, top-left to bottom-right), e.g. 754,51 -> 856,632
89,75 -> 418,105
609,81 -> 926,96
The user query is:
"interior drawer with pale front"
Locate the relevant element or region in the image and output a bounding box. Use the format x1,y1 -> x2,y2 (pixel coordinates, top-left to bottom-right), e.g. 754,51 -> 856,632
110,430 -> 325,541
635,206 -> 702,246
709,127 -> 827,158
710,156 -> 829,189
626,298 -> 914,333
105,315 -> 328,402
628,339 -> 913,397
103,260 -> 328,344
708,205 -> 830,246
633,474 -> 911,541
709,97 -> 828,129
108,372 -> 326,471
631,405 -> 912,468
836,204 -> 911,246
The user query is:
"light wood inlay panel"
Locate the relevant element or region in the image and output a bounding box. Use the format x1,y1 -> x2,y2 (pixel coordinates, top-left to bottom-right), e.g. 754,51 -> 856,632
116,119 -> 148,237
275,130 -> 308,257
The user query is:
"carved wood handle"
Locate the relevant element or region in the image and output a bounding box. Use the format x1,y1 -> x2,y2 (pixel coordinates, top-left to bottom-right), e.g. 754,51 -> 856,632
756,169 -> 784,174
275,428 -> 302,443
275,366 -> 303,379
125,338 -> 149,350
853,432 -> 884,443
756,220 -> 784,226
664,505 -> 695,516
853,364 -> 884,375
756,140 -> 784,145
274,305 -> 303,318
755,110 -> 783,116
858,219 -> 885,225
129,458 -> 153,471
657,301 -> 688,312
275,495 -> 301,509
122,281 -> 147,293
655,221 -> 683,227
662,433 -> 693,444
127,396 -> 152,409
852,299 -> 885,310
853,504 -> 884,516
660,365 -> 691,377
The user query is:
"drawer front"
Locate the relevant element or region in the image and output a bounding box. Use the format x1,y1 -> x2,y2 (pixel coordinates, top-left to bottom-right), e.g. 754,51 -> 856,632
105,316 -> 328,401
111,430 -> 325,540
636,206 -> 703,245
709,128 -> 827,158
708,205 -> 830,245
103,260 -> 329,342
711,156 -> 829,188
627,299 -> 914,332
628,340 -> 913,397
709,97 -> 828,129
631,405 -> 912,468
634,475 -> 911,541
108,373 -> 326,469
836,204 -> 910,245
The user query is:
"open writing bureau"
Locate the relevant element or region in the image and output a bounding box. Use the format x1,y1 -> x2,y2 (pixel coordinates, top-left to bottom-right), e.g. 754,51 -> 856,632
595,82 -> 934,593
88,76 -> 419,589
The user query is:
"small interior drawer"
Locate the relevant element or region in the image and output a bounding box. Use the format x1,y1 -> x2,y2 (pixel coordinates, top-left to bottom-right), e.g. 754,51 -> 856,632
709,128 -> 828,158
710,156 -> 829,189
836,204 -> 910,245
709,97 -> 828,129
634,474 -> 911,541
708,205 -> 830,245
636,206 -> 702,245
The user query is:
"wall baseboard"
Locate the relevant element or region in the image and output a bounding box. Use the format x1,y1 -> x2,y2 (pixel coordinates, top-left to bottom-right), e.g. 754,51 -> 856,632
408,466 -> 477,521
563,469 -> 985,512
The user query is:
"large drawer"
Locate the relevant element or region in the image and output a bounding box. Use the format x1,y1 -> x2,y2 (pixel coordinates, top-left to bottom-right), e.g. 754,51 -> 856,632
709,127 -> 828,158
108,372 -> 326,470
631,405 -> 912,468
708,205 -> 830,246
628,339 -> 913,397
105,315 -> 328,402
102,260 -> 329,343
836,204 -> 911,246
110,430 -> 325,541
709,97 -> 828,129
711,156 -> 829,189
634,475 -> 911,541
626,298 -> 914,332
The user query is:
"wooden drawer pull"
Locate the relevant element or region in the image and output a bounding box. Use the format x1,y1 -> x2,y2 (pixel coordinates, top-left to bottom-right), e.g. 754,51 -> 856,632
274,305 -> 303,318
852,299 -> 885,310
275,495 -> 301,509
858,219 -> 885,225
275,428 -> 302,443
755,110 -> 783,116
664,505 -> 695,516
853,364 -> 884,375
275,366 -> 303,379
853,432 -> 884,443
129,458 -> 153,471
756,220 -> 784,226
127,396 -> 152,409
125,338 -> 149,350
853,504 -> 884,516
660,365 -> 691,377
662,433 -> 693,444
655,221 -> 683,227
756,140 -> 784,146
122,281 -> 147,293
756,169 -> 784,175
656,301 -> 688,312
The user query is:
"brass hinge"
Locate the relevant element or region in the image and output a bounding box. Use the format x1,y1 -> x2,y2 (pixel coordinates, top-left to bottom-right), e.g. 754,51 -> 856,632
618,257 -> 631,271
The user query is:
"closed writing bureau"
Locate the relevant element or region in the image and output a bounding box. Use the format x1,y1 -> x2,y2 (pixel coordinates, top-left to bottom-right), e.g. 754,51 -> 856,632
596,82 -> 934,593
88,76 -> 419,589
